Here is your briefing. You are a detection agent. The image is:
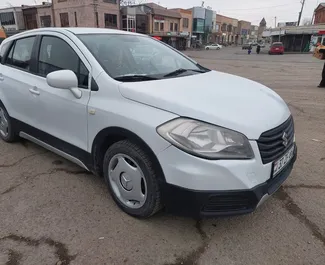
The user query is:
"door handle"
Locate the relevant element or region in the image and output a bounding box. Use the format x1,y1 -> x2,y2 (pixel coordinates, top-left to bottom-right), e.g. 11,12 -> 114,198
29,87 -> 40,95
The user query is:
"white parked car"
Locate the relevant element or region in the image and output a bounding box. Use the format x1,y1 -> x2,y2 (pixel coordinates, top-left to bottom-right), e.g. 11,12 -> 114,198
205,44 -> 222,50
0,28 -> 297,218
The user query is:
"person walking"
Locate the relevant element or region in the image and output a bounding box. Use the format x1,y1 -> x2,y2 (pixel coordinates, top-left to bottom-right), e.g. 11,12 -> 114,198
248,45 -> 252,55
256,44 -> 261,54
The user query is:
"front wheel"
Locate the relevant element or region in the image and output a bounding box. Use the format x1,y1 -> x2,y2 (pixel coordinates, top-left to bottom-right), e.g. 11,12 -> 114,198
206,47 -> 209,50
103,140 -> 162,218
0,103 -> 19,143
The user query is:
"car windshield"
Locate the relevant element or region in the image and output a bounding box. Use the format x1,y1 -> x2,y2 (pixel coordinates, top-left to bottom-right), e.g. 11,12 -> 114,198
78,34 -> 204,80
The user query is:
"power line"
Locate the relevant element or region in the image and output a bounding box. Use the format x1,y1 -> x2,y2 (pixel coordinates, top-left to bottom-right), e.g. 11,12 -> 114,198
221,2 -> 300,11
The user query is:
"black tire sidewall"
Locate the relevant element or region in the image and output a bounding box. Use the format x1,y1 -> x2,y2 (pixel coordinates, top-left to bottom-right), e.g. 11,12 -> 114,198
103,140 -> 160,218
0,103 -> 17,142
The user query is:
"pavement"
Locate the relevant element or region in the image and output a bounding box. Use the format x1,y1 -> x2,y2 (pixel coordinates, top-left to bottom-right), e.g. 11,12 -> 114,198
1,47 -> 325,265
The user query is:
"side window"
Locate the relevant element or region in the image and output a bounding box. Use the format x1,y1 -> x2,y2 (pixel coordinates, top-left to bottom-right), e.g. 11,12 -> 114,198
0,41 -> 11,63
5,37 -> 35,70
38,36 -> 89,88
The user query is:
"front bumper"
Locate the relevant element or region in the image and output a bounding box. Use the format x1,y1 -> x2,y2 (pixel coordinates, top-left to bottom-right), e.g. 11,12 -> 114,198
160,145 -> 297,218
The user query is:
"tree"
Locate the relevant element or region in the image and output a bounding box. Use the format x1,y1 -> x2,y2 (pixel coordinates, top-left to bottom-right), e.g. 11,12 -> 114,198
302,18 -> 312,26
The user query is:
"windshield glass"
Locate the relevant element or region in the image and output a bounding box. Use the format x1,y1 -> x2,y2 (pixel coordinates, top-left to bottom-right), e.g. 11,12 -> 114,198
78,34 -> 202,79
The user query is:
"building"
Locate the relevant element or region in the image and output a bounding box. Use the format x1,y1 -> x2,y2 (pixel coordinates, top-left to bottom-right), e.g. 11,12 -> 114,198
0,6 -> 25,36
238,20 -> 251,44
20,0 -> 120,30
258,17 -> 266,40
314,3 -> 325,24
215,14 -> 239,44
22,3 -> 53,30
121,3 -> 187,50
250,25 -> 259,42
191,6 -> 205,44
169,8 -> 193,47
263,24 -> 325,52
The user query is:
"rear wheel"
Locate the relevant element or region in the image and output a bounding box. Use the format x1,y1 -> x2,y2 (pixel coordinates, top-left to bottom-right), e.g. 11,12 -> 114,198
206,47 -> 209,50
0,103 -> 18,143
103,140 -> 162,218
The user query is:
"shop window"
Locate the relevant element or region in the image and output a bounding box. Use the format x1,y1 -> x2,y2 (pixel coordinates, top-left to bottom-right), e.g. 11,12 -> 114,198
170,22 -> 173,31
0,12 -> 15,25
40,15 -> 51,27
174,23 -> 178,32
160,22 -> 164,31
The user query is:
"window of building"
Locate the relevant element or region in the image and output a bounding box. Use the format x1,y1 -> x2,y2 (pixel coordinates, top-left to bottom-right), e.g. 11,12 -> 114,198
174,23 -> 178,32
221,23 -> 227,32
74,12 -> 78,27
154,22 -> 159,31
103,0 -> 117,3
0,12 -> 15,26
170,22 -> 173,31
6,37 -> 35,71
60,13 -> 69,27
104,13 -> 117,28
183,18 -> 189,28
40,15 -> 51,27
160,22 -> 164,31
37,36 -> 89,88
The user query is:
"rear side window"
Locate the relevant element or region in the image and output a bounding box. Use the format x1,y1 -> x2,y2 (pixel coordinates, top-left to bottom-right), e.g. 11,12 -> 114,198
38,36 -> 89,88
272,43 -> 283,47
6,36 -> 35,70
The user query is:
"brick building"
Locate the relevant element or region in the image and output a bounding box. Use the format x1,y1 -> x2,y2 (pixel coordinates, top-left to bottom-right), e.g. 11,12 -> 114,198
238,20 -> 251,44
169,8 -> 192,47
215,14 -> 238,44
22,0 -> 120,30
314,3 -> 325,24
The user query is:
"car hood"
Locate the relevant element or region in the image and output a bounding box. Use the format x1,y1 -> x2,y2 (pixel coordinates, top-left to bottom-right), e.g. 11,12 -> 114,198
118,70 -> 291,139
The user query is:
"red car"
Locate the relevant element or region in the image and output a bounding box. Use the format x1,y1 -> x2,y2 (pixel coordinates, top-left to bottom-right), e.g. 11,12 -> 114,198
269,42 -> 284,55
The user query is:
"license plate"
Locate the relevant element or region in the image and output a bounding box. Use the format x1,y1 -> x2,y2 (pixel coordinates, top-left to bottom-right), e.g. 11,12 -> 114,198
276,48 -> 279,50
273,145 -> 295,177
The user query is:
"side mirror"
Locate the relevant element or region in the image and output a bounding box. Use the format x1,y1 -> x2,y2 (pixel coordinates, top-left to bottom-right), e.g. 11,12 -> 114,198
46,70 -> 82,99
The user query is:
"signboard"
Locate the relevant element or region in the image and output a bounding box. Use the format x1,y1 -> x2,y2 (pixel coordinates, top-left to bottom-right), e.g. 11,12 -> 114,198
277,22 -> 297,27
241,29 -> 248,35
271,29 -> 286,36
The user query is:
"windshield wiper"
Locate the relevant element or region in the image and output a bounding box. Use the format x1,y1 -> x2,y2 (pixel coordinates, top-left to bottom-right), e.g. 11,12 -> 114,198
163,68 -> 206,78
114,74 -> 159,82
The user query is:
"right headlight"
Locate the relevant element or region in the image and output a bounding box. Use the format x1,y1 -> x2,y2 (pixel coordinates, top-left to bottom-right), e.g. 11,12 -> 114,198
157,118 -> 254,160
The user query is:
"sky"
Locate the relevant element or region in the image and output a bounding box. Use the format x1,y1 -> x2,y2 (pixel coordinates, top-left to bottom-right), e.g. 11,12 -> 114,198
1,0 -> 321,27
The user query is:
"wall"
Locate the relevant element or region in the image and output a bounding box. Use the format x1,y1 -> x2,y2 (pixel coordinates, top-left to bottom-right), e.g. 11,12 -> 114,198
36,6 -> 53,27
315,7 -> 325,24
52,0 -> 120,28
192,7 -> 205,19
151,15 -> 180,34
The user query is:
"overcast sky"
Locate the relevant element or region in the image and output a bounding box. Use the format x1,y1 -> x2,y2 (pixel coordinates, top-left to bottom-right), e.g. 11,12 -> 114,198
1,0 -> 320,27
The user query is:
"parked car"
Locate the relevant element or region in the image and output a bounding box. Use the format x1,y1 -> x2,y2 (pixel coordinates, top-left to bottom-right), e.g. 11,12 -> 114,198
205,44 -> 222,50
0,28 -> 297,218
269,42 -> 284,55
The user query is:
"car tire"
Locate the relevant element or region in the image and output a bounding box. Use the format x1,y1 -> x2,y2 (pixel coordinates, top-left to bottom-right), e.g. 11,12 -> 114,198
217,47 -> 220,50
103,140 -> 162,218
0,103 -> 19,143
206,47 -> 209,50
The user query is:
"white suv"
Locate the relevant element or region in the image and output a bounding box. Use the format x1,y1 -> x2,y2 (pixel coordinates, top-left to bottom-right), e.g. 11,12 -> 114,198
0,28 -> 296,218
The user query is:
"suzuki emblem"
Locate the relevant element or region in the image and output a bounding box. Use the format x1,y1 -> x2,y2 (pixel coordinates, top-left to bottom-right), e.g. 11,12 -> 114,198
282,132 -> 288,147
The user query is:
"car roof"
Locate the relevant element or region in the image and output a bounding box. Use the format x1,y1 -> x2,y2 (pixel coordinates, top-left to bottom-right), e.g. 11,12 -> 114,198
272,42 -> 283,45
1,27 -> 144,44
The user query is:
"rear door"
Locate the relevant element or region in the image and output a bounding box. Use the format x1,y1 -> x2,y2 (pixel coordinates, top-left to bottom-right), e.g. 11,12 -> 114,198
0,35 -> 39,127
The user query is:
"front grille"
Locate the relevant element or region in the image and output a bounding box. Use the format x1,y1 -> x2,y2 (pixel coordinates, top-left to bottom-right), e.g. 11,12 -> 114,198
257,116 -> 294,164
203,193 -> 256,213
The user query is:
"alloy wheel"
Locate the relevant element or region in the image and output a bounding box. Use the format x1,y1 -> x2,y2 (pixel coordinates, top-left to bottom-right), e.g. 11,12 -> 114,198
0,107 -> 9,138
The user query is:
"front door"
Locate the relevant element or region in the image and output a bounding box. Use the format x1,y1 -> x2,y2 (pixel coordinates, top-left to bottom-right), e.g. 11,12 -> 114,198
31,33 -> 91,152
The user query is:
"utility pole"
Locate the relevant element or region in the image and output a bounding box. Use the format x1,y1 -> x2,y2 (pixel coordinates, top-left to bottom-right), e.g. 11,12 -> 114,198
274,16 -> 277,28
297,0 -> 306,26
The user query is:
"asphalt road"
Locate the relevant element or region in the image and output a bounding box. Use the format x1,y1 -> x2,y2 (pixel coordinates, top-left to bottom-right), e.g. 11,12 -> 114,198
1,47 -> 325,265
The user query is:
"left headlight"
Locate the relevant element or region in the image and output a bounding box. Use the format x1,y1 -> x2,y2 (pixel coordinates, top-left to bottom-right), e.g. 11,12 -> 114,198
157,118 -> 254,159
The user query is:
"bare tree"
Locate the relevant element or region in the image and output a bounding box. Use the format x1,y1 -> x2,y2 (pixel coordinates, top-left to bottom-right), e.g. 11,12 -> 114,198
302,17 -> 312,26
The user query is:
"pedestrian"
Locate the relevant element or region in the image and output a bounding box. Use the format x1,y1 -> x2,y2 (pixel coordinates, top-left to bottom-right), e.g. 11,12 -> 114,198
248,45 -> 252,55
318,61 -> 325,88
256,44 -> 261,54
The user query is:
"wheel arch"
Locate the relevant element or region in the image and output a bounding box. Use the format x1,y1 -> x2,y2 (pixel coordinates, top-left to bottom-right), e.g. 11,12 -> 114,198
91,127 -> 166,182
